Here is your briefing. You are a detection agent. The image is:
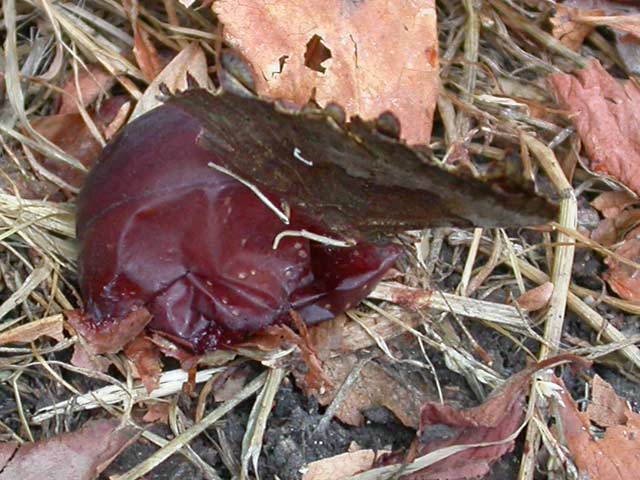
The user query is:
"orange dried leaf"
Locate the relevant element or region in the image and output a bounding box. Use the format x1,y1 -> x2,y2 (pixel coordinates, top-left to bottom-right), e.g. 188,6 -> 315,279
31,97 -> 130,191
67,308 -> 152,354
586,374 -> 630,427
124,334 -> 163,393
0,315 -> 63,346
213,368 -> 250,402
142,402 -> 171,423
303,449 -> 385,480
549,60 -> 640,194
316,354 -> 430,428
515,282 -> 554,312
70,342 -> 112,373
604,227 -> 640,301
550,5 -> 597,50
130,42 -> 213,119
133,22 -> 164,82
213,0 -> 439,144
58,64 -> 115,114
0,419 -> 137,480
553,376 -> 640,480
591,190 -> 638,219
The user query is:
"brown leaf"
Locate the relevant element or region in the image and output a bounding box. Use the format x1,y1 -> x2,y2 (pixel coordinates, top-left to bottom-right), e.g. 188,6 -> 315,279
58,64 -> 115,114
31,96 -> 130,191
604,227 -> 640,300
141,402 -> 171,423
67,308 -> 152,354
549,60 -> 640,194
515,282 -> 554,312
0,315 -> 63,346
70,342 -> 112,373
130,42 -> 213,120
213,0 -> 439,144
551,5 -> 598,50
398,355 -> 589,480
133,22 -> 164,82
239,313 -> 331,393
212,367 -> 251,402
0,419 -> 138,480
586,374 -> 630,427
591,208 -> 640,245
591,191 -> 638,218
316,354 -> 430,428
553,376 -> 640,480
303,449 -> 386,480
124,334 -> 163,392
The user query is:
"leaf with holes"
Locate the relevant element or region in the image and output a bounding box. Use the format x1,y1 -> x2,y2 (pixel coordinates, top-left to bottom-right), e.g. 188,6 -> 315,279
213,0 -> 439,144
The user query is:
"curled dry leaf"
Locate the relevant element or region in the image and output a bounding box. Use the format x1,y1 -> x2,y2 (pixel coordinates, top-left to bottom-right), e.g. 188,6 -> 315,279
58,64 -> 115,115
604,226 -> 640,301
70,342 -> 112,373
213,0 -> 439,144
380,355 -> 589,480
586,374 -> 630,427
0,315 -> 63,346
130,42 -> 213,120
315,353 -> 430,428
515,282 -> 554,312
551,4 -> 598,50
302,449 -> 386,480
552,375 -> 640,480
591,190 -> 638,219
0,419 -> 138,480
141,402 -> 171,424
124,334 -> 163,392
30,96 -> 130,192
549,60 -> 640,194
133,22 -> 164,82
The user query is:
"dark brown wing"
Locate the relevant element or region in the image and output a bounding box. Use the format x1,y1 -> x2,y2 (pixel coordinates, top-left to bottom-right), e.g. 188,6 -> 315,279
169,89 -> 557,242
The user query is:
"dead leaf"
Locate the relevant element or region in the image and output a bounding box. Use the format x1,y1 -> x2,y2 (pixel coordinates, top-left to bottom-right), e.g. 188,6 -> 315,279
303,449 -> 387,480
394,355 -> 589,480
557,1 -> 640,39
591,217 -> 618,245
133,22 -> 164,82
549,60 -> 640,194
591,191 -> 638,218
239,313 -> 331,393
0,315 -> 63,346
604,226 -> 640,300
0,419 -> 138,480
586,374 -> 630,427
130,42 -> 213,120
67,308 -> 152,354
213,367 -> 251,402
213,0 -> 439,144
58,64 -> 115,114
70,342 -> 112,373
591,208 -> 640,245
552,376 -> 640,480
551,5 -> 598,50
316,354 -> 430,428
31,96 -> 130,191
142,402 -> 171,423
617,32 -> 640,75
515,282 -> 554,312
124,334 -> 163,392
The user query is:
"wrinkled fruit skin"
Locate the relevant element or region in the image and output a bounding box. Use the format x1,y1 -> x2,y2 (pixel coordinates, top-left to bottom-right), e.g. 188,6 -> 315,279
77,101 -> 399,353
